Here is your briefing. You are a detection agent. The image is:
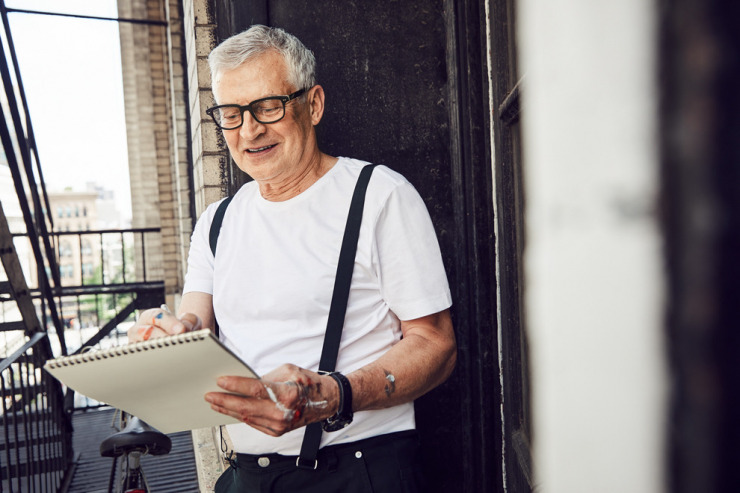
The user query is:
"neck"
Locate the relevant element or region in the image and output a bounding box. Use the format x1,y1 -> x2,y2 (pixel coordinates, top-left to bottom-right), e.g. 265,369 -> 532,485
258,152 -> 337,201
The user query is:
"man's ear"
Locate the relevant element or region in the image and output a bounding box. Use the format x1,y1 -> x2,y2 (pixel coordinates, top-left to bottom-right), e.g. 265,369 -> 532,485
307,85 -> 325,125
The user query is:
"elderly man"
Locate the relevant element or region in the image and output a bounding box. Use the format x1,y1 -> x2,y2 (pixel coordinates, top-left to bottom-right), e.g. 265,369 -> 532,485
130,25 -> 455,492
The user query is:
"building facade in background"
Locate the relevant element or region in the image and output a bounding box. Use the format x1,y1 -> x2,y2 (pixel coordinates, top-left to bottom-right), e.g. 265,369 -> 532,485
48,190 -> 98,287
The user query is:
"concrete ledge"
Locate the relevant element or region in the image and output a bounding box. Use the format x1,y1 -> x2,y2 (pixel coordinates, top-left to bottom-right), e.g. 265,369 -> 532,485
191,426 -> 233,492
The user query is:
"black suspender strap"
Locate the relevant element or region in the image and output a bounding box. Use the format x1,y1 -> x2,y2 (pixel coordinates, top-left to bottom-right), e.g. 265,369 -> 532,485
209,195 -> 233,338
296,164 -> 378,469
209,195 -> 234,256
318,164 -> 378,372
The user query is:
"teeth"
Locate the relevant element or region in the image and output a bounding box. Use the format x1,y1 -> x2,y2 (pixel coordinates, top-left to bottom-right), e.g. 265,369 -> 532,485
247,145 -> 274,153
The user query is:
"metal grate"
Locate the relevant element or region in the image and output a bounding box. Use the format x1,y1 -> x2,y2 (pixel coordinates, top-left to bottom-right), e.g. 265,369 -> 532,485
67,408 -> 200,493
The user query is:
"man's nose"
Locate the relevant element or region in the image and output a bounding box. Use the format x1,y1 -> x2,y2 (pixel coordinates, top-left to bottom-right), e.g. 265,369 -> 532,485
239,111 -> 266,139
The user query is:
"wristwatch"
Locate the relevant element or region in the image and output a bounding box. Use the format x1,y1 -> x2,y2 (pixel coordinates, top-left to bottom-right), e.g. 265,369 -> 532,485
320,371 -> 353,432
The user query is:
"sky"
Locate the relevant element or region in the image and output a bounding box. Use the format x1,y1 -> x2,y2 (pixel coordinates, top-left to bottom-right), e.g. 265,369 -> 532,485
6,0 -> 132,220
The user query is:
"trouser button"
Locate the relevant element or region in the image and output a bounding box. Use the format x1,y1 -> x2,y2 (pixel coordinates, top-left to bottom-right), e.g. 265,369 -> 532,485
258,457 -> 270,467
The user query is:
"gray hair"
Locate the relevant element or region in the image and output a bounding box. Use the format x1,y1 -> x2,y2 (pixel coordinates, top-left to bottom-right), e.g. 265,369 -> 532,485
208,25 -> 316,90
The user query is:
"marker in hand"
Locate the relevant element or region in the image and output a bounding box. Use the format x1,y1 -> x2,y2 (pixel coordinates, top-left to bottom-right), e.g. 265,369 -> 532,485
130,304 -> 201,343
140,305 -> 175,341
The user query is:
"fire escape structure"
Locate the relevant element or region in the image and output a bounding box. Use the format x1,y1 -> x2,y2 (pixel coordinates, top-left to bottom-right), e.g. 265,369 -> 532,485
0,3 -> 197,491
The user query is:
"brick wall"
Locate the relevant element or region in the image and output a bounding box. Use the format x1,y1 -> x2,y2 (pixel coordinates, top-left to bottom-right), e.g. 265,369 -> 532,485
181,1 -> 230,488
163,0 -> 195,298
118,0 -> 198,305
183,0 -> 230,217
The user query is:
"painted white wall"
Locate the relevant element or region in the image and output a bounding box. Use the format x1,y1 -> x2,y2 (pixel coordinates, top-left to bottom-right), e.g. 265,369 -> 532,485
516,1 -> 666,491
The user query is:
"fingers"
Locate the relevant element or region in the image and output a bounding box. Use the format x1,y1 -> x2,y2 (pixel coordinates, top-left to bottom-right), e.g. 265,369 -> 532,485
128,321 -> 166,342
178,312 -> 203,332
205,376 -> 292,436
204,366 -> 335,437
206,400 -> 284,436
127,307 -> 203,342
131,325 -> 170,341
206,388 -> 291,436
214,375 -> 269,398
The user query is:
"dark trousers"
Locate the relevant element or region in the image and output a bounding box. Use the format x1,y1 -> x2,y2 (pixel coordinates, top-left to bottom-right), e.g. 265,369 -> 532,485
214,430 -> 426,493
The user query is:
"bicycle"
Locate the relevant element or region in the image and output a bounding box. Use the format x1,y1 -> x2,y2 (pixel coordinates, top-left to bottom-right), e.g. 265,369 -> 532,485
99,411 -> 172,493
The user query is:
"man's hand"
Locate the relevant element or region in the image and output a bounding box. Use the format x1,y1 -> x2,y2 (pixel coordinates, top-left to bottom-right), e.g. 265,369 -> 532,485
127,306 -> 203,342
204,364 -> 340,437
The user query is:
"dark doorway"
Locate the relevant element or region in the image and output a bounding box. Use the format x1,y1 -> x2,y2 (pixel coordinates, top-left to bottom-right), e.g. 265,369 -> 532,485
212,1 -> 511,490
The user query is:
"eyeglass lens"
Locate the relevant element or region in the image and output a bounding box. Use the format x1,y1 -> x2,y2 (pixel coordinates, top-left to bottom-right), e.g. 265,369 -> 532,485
213,98 -> 286,128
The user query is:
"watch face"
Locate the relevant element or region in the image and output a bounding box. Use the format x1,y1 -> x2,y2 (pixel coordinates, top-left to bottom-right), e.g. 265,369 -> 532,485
322,415 -> 352,432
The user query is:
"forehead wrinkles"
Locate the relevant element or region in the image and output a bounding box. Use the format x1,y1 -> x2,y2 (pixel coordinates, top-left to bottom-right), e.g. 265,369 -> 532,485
212,51 -> 293,104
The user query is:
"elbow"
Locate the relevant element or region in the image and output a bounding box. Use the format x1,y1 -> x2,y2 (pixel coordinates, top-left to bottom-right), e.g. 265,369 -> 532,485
441,335 -> 457,383
435,309 -> 457,384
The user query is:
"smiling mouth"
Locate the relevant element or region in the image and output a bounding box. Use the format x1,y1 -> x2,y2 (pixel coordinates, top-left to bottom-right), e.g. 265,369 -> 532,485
246,144 -> 277,153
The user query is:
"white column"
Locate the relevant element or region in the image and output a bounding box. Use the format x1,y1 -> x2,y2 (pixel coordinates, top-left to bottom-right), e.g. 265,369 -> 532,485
517,1 -> 666,491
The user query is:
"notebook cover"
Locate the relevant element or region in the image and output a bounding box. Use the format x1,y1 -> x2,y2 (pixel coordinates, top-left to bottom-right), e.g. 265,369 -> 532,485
44,329 -> 258,433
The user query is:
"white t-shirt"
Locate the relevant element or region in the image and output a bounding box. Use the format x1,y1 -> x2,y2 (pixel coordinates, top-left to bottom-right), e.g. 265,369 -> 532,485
183,157 -> 452,454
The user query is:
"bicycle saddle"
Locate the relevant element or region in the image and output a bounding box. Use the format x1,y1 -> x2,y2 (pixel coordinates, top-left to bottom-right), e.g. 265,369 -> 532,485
100,416 -> 172,458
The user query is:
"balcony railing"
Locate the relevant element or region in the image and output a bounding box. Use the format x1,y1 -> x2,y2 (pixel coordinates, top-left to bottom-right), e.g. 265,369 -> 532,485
50,227 -> 163,290
5,227 -> 163,336
0,332 -> 72,492
3,227 -> 165,414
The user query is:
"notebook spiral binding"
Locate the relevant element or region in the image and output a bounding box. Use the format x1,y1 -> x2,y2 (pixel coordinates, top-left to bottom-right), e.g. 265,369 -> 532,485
45,329 -> 212,369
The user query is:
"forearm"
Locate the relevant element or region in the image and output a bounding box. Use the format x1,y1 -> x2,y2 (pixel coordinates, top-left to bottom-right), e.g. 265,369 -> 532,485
177,291 -> 215,332
207,309 -> 455,437
347,309 -> 456,412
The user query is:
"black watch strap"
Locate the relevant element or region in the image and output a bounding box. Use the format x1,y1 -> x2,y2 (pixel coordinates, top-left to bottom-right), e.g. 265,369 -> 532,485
321,372 -> 353,432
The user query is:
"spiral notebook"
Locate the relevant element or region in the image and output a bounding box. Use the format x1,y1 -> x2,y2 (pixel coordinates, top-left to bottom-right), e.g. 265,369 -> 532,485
44,329 -> 258,434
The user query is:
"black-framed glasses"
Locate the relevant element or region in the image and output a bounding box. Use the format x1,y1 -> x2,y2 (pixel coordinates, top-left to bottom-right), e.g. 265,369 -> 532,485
206,88 -> 307,129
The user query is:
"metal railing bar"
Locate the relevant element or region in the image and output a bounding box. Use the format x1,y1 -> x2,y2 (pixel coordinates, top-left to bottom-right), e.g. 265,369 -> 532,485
37,352 -> 49,492
46,227 -> 160,236
4,7 -> 169,26
78,234 -> 83,287
0,333 -> 46,373
38,281 -> 164,297
12,227 -> 160,238
2,369 -> 14,489
120,231 -> 126,284
45,377 -> 57,490
20,364 -> 33,491
70,402 -> 110,412
76,295 -> 82,329
113,292 -> 119,345
141,231 -> 147,282
95,293 -> 100,328
99,233 -> 105,285
10,366 -> 22,491
30,351 -> 44,491
41,370 -> 53,487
